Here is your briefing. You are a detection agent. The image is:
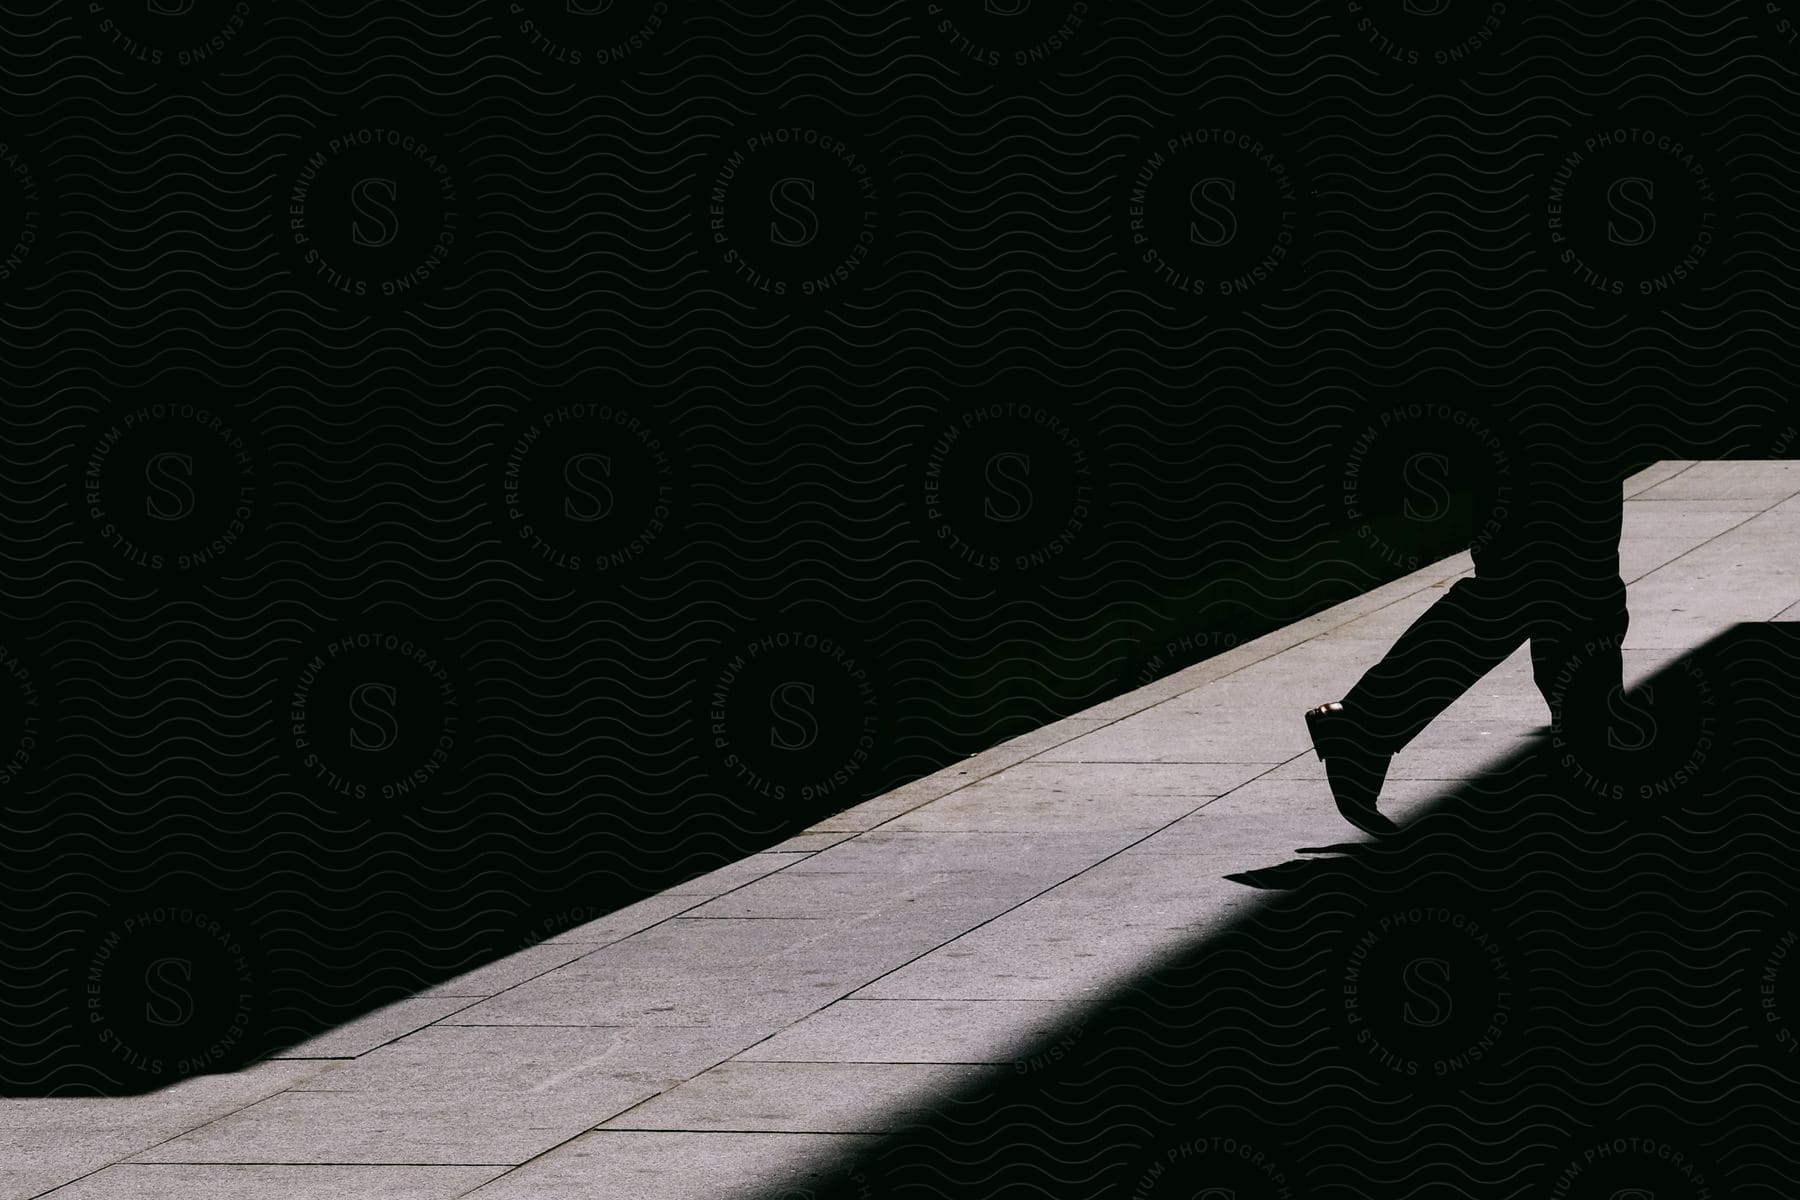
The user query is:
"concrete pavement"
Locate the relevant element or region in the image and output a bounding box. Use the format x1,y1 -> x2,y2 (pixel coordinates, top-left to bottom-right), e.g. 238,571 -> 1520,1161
8,459 -> 1800,1200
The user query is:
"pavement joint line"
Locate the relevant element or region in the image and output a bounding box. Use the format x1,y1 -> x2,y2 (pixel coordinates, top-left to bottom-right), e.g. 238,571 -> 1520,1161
734,1059 -> 1030,1065
435,1035 -> 745,1183
871,820 -> 1220,832
1024,759 -> 1295,765
399,890 -> 777,1024
94,1078 -> 333,1189
753,997 -> 1062,1020
831,996 -> 1066,1003
595,1128 -> 909,1135
85,1161 -> 521,1168
453,1069 -> 878,1195
1624,461 -> 1698,496
1623,493 -> 1800,590
278,993 -> 496,1060
575,1130 -> 885,1137
32,1166 -> 108,1199
446,895 -> 1000,1144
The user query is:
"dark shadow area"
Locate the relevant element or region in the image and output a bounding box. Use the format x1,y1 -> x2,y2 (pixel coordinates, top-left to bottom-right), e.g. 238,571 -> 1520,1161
0,478 -> 1490,1097
4,0 -> 1796,1100
3,448 -> 1786,1097
788,622 -> 1800,1199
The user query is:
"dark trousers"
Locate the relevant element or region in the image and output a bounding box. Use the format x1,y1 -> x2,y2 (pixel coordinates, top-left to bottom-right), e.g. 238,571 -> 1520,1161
1342,471 -> 1627,756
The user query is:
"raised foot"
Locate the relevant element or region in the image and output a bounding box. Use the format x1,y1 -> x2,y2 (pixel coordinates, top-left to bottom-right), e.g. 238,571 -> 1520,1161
1305,701 -> 1398,836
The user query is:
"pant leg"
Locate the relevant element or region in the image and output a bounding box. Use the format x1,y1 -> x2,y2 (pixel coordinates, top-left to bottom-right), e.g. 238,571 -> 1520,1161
1341,568 -> 1536,756
1526,476 -> 1628,723
1528,572 -> 1628,715
1339,451 -> 1625,758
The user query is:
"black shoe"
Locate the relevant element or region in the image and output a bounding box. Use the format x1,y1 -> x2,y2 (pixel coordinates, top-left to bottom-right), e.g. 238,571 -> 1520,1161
1305,702 -> 1399,836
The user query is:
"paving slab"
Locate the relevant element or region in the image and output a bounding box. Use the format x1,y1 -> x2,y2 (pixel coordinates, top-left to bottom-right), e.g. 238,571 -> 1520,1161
795,718 -> 1116,834
125,1086 -> 643,1167
1620,503 -> 1761,543
1629,459 -> 1800,500
776,828 -> 1138,875
277,1025 -> 726,1093
433,915 -> 984,1030
269,997 -> 483,1059
416,943 -> 611,999
1,1062 -> 334,1200
879,761 -> 1267,833
1118,776 -> 1464,855
458,1132 -> 879,1200
14,461 -> 1800,1199
677,867 -> 1059,922
512,891 -> 711,947
39,1165 -> 508,1200
1621,460 -> 1697,494
664,852 -> 821,895
1628,528 -> 1800,646
597,1061 -> 992,1133
764,830 -> 858,853
1029,705 -> 1313,763
732,998 -> 1067,1064
849,872 -> 1265,1002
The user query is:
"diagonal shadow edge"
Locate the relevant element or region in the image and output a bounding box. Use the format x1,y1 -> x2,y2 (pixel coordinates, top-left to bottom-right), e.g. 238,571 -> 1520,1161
1,512 -> 1495,1099
8,458 -> 1739,1098
769,621 -> 1800,1200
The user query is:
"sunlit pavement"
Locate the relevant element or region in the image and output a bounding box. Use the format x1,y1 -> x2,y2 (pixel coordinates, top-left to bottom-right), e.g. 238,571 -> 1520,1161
10,460 -> 1800,1200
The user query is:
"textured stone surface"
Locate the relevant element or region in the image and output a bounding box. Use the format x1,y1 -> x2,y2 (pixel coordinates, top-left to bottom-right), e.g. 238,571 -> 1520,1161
14,461 -> 1796,1199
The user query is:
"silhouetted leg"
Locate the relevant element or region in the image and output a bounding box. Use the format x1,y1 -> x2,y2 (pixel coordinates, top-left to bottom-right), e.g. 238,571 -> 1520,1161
1341,571 -> 1536,757
1529,577 -> 1628,727
1307,568 -> 1534,834
1527,476 -> 1627,726
1317,471 -> 1621,833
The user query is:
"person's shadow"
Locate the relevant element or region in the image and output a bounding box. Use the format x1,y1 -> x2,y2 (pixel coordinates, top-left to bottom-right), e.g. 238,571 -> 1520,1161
787,621 -> 1800,1198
